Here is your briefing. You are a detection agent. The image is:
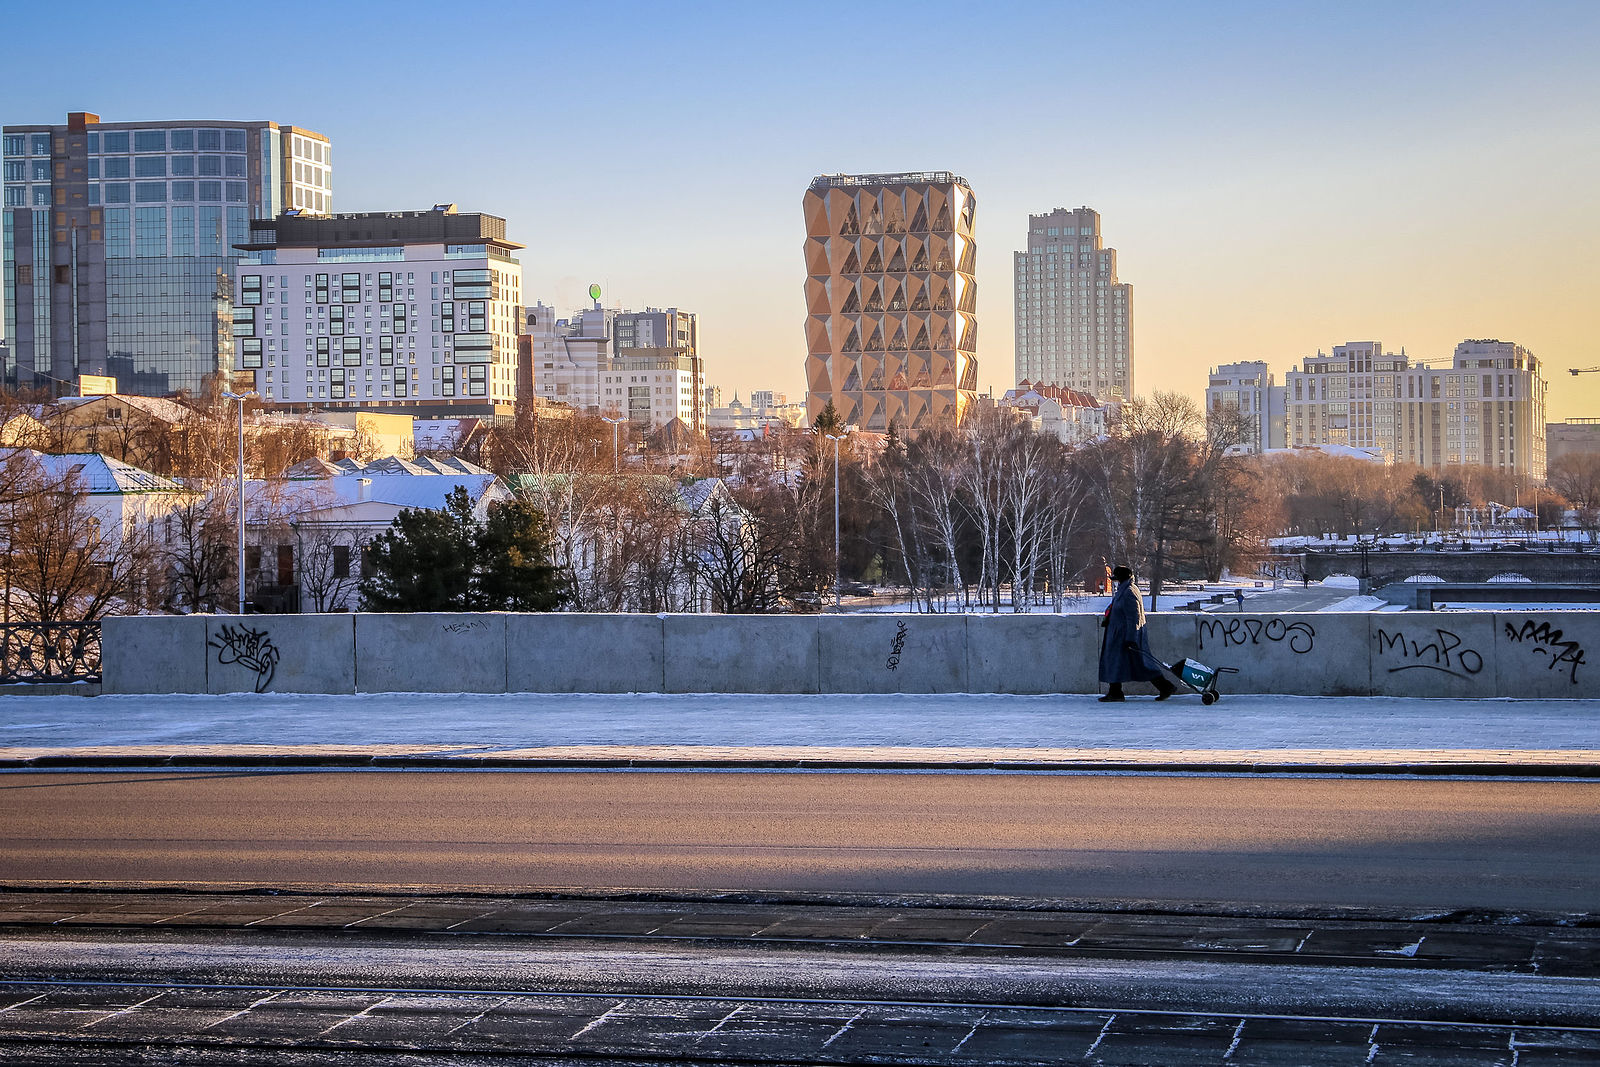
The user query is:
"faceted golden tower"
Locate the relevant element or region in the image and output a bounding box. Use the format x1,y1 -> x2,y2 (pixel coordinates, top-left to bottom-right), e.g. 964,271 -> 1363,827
803,172 -> 978,431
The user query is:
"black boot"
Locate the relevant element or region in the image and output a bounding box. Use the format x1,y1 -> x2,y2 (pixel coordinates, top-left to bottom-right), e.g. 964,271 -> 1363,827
1153,676 -> 1176,701
1098,684 -> 1125,702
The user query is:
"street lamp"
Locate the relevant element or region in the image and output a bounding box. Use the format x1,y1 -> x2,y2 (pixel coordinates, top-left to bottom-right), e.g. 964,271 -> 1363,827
823,431 -> 847,611
222,391 -> 258,615
600,414 -> 626,475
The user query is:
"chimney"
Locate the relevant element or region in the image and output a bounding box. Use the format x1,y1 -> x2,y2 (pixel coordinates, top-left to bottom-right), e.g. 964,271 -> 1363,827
357,477 -> 371,502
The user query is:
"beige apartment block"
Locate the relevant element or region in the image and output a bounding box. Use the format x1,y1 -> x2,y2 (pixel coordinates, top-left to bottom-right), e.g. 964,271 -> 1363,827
1013,207 -> 1133,400
803,172 -> 978,431
1285,339 -> 1548,477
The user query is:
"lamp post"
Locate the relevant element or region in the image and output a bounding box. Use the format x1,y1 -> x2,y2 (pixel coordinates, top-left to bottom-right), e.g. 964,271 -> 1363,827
824,432 -> 847,611
221,391 -> 257,614
601,414 -> 626,475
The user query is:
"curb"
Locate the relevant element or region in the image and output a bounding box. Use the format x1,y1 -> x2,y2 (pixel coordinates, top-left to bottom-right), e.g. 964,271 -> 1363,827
3,754 -> 1599,777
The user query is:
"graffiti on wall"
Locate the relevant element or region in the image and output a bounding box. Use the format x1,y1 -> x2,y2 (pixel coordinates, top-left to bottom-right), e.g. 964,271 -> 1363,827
1199,618 -> 1316,654
1374,627 -> 1483,679
209,623 -> 280,693
886,621 -> 909,672
442,620 -> 488,635
1503,620 -> 1586,685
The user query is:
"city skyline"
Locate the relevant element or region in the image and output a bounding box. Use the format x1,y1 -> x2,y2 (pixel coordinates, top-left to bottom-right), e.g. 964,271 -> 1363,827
2,0 -> 1597,421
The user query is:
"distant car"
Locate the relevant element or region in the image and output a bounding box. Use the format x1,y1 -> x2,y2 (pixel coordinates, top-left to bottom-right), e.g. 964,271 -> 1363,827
840,581 -> 876,596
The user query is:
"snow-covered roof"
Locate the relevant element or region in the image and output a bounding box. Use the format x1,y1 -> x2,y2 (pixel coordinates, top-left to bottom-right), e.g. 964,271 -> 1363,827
676,478 -> 725,513
2,449 -> 187,494
54,394 -> 193,425
315,473 -> 501,510
358,456 -> 431,476
282,457 -> 344,479
411,455 -> 493,476
1261,444 -> 1387,463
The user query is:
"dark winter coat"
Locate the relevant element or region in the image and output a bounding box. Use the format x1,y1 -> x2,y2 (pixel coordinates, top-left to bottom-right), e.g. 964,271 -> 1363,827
1099,580 -> 1162,683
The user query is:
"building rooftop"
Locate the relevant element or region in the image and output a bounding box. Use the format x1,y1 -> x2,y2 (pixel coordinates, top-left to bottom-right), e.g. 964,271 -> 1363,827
809,172 -> 969,191
1,449 -> 188,494
238,208 -> 522,251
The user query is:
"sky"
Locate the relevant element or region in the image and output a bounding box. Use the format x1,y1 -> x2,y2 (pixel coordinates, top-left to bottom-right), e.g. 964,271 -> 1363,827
6,0 -> 1599,420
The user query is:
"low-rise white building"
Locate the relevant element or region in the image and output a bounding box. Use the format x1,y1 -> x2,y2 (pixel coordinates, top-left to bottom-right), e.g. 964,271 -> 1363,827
5,450 -> 192,552
1000,381 -> 1107,446
245,467 -> 508,613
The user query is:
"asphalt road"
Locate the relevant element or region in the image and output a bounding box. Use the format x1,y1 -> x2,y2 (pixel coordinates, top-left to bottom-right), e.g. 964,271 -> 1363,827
2,771 -> 1597,912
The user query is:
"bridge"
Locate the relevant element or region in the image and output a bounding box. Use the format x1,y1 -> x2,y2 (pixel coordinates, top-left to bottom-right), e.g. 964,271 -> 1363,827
1294,546 -> 1600,586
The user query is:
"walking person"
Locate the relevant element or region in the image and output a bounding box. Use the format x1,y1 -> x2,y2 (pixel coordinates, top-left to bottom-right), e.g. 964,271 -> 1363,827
1099,566 -> 1176,702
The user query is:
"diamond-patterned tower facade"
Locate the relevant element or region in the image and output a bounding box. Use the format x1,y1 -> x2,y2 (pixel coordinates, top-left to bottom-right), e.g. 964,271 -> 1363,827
804,172 -> 978,431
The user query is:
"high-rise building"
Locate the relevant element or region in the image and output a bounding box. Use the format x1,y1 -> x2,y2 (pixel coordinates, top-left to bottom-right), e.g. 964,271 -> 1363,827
525,300 -> 708,432
1285,339 -> 1547,476
232,206 -> 523,416
1013,207 -> 1133,400
1206,361 -> 1286,451
803,172 -> 978,431
3,111 -> 330,396
614,307 -> 696,354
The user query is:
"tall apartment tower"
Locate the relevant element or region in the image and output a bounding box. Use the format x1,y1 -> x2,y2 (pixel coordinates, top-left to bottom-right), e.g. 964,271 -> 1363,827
3,111 -> 330,396
1013,207 -> 1132,400
803,172 -> 978,431
1285,339 -> 1547,476
233,206 -> 522,417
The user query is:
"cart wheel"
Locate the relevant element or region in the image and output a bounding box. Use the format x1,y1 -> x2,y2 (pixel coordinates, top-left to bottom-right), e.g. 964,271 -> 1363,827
1201,691 -> 1218,706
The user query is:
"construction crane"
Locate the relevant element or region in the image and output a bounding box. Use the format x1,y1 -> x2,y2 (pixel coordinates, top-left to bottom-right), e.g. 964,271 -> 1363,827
1570,366 -> 1600,375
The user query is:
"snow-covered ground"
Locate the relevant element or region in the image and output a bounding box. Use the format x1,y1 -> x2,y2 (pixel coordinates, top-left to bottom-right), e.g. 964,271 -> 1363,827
1,692 -> 1596,764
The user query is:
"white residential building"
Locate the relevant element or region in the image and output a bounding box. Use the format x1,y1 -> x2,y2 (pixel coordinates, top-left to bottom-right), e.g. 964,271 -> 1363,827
233,205 -> 523,417
529,304 -> 610,413
999,382 -> 1107,446
2,449 -> 191,554
245,466 -> 508,612
527,301 -> 707,433
1206,361 -> 1286,452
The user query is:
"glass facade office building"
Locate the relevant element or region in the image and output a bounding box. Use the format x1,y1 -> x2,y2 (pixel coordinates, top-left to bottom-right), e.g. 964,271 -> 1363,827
3,112 -> 330,396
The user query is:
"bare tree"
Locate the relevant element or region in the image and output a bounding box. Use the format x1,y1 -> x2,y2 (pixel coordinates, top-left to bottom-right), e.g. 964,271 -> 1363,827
4,454 -> 155,623
293,520 -> 366,612
158,493 -> 235,614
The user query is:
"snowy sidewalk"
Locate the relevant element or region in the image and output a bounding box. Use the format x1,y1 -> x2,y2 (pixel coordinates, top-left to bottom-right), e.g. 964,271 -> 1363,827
1,692 -> 1596,771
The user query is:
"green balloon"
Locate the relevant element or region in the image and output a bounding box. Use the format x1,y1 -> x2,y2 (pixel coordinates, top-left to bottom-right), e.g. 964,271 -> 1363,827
588,283 -> 602,301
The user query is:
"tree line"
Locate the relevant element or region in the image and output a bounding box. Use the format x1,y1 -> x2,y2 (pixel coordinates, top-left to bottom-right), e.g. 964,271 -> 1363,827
5,379 -> 1596,623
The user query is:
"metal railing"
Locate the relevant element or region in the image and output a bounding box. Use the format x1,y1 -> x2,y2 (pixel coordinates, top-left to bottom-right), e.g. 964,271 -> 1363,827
0,622 -> 102,685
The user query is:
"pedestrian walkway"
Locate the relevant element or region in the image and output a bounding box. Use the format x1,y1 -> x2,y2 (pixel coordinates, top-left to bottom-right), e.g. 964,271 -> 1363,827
1,692 -> 1595,771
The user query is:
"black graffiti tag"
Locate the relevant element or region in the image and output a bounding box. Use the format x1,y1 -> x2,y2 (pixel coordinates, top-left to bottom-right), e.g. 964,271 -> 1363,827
1503,620 -> 1586,685
1375,627 -> 1483,679
443,620 -> 488,634
886,621 -> 909,672
1199,617 -> 1315,654
209,623 -> 280,693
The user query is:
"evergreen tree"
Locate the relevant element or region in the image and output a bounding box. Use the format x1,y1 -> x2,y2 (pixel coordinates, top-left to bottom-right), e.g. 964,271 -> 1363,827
358,488 -> 477,611
359,488 -> 567,612
813,399 -> 843,435
474,498 -> 568,610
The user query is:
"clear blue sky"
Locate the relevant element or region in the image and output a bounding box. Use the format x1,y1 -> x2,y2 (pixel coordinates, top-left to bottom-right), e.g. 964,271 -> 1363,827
7,0 -> 1599,418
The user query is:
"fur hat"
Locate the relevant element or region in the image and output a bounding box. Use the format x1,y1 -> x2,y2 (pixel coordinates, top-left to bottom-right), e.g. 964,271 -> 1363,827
1111,565 -> 1133,582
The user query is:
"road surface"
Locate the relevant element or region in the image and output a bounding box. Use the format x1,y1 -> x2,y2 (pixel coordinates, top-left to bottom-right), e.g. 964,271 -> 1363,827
3,771 -> 1596,912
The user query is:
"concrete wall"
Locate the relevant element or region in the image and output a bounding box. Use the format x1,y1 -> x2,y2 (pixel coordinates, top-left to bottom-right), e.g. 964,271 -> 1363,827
99,611 -> 1598,699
